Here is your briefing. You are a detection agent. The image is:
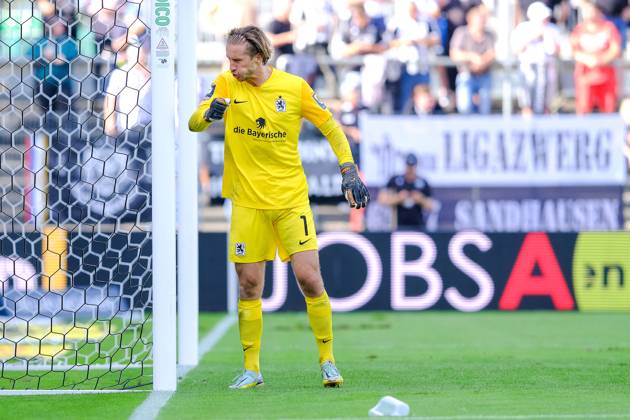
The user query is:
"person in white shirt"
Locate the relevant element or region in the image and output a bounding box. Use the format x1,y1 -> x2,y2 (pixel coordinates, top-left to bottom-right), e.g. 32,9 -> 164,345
387,0 -> 441,112
511,1 -> 563,115
104,39 -> 151,137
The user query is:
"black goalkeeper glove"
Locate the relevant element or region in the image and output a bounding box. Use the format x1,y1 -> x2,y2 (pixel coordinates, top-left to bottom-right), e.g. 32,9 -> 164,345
340,162 -> 370,209
203,98 -> 228,122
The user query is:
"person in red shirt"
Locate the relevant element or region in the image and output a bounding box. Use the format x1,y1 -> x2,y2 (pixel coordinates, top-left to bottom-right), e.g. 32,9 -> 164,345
570,1 -> 621,114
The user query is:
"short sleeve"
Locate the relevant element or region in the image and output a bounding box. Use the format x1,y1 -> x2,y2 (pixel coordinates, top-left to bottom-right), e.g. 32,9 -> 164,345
450,27 -> 465,52
301,79 -> 333,128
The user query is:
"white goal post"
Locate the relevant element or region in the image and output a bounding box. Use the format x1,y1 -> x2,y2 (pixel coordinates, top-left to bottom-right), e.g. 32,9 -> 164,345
146,0 -> 202,391
175,0 -> 200,371
150,0 -> 177,392
0,0 -> 200,393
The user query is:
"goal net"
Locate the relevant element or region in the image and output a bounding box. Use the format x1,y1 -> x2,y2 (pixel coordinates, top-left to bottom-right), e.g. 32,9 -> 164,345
0,0 -> 156,390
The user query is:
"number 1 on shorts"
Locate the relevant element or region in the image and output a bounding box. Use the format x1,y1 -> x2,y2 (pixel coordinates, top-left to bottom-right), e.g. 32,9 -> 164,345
300,215 -> 308,236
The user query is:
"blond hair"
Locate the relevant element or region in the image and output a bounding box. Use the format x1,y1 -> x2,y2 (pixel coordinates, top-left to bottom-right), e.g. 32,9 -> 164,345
227,26 -> 273,64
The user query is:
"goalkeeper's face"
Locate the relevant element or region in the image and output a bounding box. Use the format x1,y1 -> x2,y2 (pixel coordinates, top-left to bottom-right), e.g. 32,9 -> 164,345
226,43 -> 262,83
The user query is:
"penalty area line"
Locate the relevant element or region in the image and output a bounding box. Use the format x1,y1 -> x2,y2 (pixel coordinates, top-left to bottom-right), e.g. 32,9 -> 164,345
128,314 -> 236,420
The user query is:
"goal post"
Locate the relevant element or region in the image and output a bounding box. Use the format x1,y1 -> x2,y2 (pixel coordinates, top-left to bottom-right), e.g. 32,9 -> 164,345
0,0 -> 196,393
151,0 -> 177,391
176,0 -> 200,369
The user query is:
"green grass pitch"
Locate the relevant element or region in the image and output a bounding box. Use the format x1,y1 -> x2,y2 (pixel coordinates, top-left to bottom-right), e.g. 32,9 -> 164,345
3,311 -> 630,419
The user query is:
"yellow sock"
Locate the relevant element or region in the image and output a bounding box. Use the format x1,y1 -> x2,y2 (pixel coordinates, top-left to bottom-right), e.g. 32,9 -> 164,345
238,299 -> 262,373
305,291 -> 334,364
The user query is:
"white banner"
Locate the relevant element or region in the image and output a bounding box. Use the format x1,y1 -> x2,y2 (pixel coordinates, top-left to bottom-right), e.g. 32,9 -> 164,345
360,114 -> 627,187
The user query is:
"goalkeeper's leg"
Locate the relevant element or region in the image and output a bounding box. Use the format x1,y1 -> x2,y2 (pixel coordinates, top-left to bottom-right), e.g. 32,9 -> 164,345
291,250 -> 343,387
234,262 -> 266,387
305,290 -> 334,364
238,298 -> 262,373
229,205 -> 278,388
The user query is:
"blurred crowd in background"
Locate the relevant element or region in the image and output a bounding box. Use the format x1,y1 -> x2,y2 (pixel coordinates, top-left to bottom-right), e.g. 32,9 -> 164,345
196,0 -> 630,167
197,0 -> 627,112
2,0 -> 630,151
0,0 -> 153,225
194,0 -> 630,233
1,0 -> 630,231
0,0 -> 151,137
0,0 -> 630,130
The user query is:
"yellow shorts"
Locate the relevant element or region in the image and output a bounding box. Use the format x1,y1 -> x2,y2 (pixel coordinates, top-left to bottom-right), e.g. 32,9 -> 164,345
229,203 -> 318,263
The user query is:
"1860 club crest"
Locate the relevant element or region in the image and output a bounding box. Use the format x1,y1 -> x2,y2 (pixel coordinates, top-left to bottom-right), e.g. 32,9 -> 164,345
275,96 -> 286,112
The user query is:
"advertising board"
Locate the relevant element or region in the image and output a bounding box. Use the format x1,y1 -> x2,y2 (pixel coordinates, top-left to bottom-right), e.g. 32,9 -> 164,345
198,232 -> 630,312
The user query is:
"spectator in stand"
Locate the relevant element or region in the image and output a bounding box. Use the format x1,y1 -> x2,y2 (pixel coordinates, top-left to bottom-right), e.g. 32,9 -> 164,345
570,0 -> 621,114
404,84 -> 443,115
516,0 -> 570,25
595,0 -> 629,51
435,0 -> 474,111
197,0 -> 257,42
30,2 -> 79,225
449,4 -> 495,114
330,2 -> 389,112
103,37 -> 151,137
378,153 -> 434,230
290,0 -> 336,54
266,0 -> 319,84
387,0 -> 441,113
267,0 -> 295,59
511,1 -> 563,115
363,0 -> 396,23
33,14 -> 79,118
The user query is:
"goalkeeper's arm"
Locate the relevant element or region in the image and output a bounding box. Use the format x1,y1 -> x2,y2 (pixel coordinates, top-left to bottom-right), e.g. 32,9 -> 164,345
188,98 -> 229,132
318,117 -> 370,208
189,77 -> 229,132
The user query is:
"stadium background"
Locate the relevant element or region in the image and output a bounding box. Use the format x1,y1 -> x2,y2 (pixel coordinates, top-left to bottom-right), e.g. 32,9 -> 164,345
0,0 -> 629,418
190,0 -> 630,313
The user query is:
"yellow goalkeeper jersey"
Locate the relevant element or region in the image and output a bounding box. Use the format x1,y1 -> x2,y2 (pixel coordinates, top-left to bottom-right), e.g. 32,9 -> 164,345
189,68 -> 350,209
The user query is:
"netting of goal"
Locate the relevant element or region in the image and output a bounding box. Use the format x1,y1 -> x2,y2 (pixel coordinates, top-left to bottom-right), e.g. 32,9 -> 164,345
0,0 -> 170,391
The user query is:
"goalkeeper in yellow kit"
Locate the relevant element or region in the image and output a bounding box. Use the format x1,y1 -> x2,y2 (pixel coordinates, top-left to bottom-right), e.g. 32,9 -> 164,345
188,26 -> 369,389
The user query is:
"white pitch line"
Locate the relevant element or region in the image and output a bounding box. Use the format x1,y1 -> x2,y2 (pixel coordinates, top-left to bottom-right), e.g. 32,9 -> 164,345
128,391 -> 175,420
198,314 -> 237,356
128,314 -> 236,420
307,415 -> 630,420
406,415 -> 630,420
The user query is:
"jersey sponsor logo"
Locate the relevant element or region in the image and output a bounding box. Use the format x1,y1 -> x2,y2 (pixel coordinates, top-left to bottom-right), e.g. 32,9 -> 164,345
275,96 -> 286,112
235,242 -> 246,256
205,83 -> 216,98
233,125 -> 288,141
312,92 -> 326,109
256,117 -> 266,129
234,99 -> 248,104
